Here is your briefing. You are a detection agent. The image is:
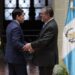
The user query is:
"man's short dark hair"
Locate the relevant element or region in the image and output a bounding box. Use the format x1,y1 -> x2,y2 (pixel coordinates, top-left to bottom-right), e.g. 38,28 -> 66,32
12,8 -> 23,19
44,7 -> 54,17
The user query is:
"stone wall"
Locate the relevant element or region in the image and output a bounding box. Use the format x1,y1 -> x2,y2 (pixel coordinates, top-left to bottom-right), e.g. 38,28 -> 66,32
54,0 -> 68,63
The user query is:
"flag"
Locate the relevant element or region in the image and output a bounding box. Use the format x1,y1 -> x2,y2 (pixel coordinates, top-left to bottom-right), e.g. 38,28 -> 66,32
62,0 -> 75,75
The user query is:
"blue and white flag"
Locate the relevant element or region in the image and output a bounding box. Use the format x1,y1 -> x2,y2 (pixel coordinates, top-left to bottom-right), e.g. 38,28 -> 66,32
62,0 -> 75,75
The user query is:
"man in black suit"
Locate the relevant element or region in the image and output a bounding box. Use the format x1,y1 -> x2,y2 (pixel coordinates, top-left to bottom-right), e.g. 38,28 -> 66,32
23,7 -> 59,75
5,8 -> 27,75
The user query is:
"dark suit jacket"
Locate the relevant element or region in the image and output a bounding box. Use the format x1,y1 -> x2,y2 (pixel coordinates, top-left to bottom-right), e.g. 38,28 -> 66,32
31,19 -> 58,66
5,21 -> 26,64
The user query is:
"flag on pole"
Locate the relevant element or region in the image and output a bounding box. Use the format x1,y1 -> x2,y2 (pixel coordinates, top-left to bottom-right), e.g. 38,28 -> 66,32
62,0 -> 75,75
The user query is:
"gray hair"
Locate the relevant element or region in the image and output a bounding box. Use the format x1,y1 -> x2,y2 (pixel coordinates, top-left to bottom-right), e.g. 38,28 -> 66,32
42,6 -> 54,17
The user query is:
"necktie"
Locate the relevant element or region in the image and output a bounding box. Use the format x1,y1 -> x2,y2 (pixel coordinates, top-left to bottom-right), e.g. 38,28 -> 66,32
42,24 -> 46,29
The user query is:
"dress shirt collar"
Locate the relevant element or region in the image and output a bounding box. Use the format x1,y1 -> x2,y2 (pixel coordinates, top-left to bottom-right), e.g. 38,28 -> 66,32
45,17 -> 54,25
14,20 -> 20,25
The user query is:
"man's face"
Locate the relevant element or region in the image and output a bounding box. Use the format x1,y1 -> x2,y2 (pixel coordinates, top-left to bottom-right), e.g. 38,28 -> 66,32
40,9 -> 48,22
17,13 -> 25,23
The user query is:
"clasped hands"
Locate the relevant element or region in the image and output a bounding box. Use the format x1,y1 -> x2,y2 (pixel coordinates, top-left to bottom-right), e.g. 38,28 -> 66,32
23,43 -> 34,53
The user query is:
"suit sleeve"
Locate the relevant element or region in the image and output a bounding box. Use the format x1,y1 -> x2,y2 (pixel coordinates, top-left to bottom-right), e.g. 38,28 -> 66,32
31,26 -> 55,50
11,27 -> 24,50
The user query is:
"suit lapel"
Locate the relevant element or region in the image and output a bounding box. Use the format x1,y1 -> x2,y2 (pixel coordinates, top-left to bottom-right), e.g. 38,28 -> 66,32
40,21 -> 50,36
39,19 -> 54,36
13,21 -> 24,39
40,24 -> 48,36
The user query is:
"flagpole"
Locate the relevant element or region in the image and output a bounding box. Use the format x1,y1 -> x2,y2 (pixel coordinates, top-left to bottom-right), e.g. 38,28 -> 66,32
70,0 -> 75,10
70,0 -> 74,18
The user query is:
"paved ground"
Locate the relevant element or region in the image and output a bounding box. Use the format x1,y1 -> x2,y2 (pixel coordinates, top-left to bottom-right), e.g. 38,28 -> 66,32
0,61 -> 39,75
0,61 -> 5,75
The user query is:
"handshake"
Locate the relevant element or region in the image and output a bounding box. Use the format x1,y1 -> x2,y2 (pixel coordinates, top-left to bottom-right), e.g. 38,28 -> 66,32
22,43 -> 34,53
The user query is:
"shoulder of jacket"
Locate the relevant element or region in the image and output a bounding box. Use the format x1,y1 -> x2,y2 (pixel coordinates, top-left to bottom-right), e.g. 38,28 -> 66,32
6,22 -> 19,32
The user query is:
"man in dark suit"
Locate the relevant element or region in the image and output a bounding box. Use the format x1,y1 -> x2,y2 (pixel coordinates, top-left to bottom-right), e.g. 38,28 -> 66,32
23,7 -> 59,75
5,8 -> 27,75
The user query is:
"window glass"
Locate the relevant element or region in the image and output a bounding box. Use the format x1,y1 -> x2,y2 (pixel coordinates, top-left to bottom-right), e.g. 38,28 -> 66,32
22,9 -> 29,20
5,9 -> 14,20
34,0 -> 45,7
19,0 -> 30,8
5,0 -> 16,8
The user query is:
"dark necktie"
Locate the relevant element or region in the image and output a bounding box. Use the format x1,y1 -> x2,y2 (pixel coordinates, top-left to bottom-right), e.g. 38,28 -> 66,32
42,24 -> 46,29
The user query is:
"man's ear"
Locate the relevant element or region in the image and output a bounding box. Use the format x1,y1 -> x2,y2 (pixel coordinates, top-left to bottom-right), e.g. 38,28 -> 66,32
16,15 -> 19,19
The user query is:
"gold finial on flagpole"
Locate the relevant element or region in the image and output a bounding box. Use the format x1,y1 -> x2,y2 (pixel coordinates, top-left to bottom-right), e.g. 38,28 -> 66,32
70,0 -> 75,10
